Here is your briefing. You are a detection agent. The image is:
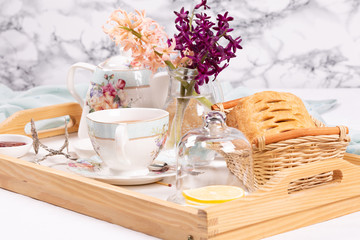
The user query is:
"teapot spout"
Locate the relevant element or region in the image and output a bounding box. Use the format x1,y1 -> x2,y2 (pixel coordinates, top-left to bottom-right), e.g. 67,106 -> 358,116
149,71 -> 170,109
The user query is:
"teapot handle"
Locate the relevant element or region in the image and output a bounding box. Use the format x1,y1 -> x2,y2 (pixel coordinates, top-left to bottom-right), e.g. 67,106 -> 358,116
66,62 -> 96,107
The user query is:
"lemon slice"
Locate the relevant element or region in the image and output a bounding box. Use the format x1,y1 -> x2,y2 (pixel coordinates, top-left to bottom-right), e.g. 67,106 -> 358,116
182,185 -> 245,204
185,199 -> 215,206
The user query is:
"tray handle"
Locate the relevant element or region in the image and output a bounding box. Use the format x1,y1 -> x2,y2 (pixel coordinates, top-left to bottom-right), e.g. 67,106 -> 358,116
253,125 -> 349,148
211,98 -> 242,111
259,158 -> 357,196
0,102 -> 82,139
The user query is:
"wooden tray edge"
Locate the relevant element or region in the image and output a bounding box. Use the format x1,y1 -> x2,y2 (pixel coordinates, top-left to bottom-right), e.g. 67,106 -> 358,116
0,153 -> 208,240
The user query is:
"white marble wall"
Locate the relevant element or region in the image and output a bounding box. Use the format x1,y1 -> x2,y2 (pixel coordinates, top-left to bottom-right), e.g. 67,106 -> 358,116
0,0 -> 359,90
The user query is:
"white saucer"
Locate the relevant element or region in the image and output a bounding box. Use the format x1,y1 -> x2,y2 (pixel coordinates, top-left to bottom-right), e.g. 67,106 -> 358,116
72,138 -> 95,159
67,156 -> 175,185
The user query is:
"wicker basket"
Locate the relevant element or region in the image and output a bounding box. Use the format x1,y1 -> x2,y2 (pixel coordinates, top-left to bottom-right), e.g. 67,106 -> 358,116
213,103 -> 350,193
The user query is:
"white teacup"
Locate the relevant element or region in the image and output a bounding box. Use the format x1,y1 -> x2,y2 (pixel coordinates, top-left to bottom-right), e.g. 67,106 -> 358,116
86,108 -> 169,176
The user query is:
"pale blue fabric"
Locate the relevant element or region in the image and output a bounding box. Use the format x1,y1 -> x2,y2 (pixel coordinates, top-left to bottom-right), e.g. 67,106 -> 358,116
0,83 -> 88,121
0,82 -> 358,155
0,83 -> 88,130
347,130 -> 360,155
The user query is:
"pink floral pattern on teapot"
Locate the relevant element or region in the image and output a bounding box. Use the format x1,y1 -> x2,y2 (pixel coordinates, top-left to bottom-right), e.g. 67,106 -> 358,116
67,56 -> 170,139
87,73 -> 134,112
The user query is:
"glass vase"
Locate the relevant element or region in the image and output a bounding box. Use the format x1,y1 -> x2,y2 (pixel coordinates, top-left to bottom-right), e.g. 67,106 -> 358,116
163,67 -> 224,151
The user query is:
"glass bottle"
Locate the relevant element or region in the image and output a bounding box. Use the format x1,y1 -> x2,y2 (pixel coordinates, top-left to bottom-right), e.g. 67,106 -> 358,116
163,67 -> 224,150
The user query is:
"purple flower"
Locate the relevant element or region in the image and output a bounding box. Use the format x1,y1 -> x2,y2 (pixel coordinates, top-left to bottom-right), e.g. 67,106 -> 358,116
225,35 -> 243,53
194,13 -> 212,28
195,0 -> 210,10
90,83 -> 103,97
217,12 -> 233,23
174,7 -> 189,24
171,0 -> 242,94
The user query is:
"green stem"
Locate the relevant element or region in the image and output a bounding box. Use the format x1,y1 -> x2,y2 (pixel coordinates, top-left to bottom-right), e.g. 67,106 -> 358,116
184,79 -> 213,108
175,87 -> 191,144
171,69 -> 214,108
164,60 -> 176,70
153,50 -> 177,70
180,82 -> 186,96
195,96 -> 213,109
119,26 -> 142,40
189,9 -> 195,32
166,84 -> 190,149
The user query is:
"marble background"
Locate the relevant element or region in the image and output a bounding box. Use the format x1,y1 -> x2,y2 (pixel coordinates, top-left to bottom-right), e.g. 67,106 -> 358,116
0,0 -> 359,91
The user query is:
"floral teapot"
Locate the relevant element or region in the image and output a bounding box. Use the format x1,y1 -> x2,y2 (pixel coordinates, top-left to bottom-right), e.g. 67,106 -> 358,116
67,55 -> 169,139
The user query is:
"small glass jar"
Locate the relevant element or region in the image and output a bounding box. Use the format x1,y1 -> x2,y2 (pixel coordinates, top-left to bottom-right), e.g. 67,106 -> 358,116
168,111 -> 253,206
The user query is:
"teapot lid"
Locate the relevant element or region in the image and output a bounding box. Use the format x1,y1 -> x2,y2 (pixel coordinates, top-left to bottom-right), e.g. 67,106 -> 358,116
98,55 -> 141,70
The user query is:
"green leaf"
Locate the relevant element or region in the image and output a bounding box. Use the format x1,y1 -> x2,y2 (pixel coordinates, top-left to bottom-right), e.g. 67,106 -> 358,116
114,95 -> 121,104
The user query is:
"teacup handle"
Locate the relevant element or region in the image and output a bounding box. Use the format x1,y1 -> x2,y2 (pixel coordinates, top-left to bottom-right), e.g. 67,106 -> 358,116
115,124 -> 132,166
66,62 -> 96,107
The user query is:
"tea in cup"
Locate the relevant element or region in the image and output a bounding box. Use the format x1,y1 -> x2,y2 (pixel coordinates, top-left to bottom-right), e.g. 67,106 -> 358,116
86,108 -> 169,176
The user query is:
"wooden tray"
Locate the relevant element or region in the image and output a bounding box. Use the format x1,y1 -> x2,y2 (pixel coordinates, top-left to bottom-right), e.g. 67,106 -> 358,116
1,103 -> 360,240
